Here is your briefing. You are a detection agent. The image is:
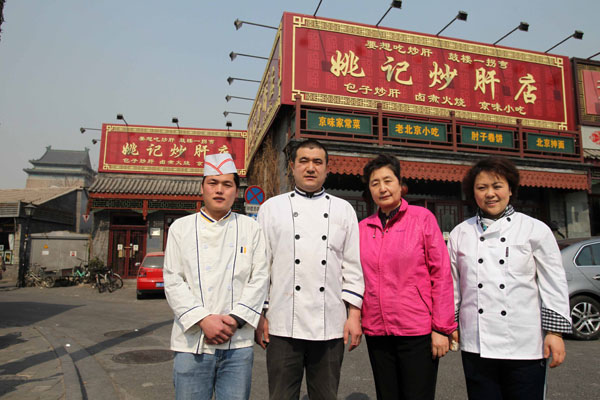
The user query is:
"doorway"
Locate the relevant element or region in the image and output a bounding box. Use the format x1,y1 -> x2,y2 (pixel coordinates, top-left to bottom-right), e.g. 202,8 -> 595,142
108,214 -> 147,278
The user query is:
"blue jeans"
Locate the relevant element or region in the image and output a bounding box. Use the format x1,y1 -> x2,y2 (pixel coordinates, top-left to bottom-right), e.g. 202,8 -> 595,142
173,347 -> 254,400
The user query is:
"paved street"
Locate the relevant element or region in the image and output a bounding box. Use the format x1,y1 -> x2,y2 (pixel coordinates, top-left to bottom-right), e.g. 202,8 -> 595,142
1,280 -> 599,399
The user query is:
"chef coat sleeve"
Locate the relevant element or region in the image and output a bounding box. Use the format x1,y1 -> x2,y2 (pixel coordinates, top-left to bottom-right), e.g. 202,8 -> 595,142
163,221 -> 210,333
531,223 -> 572,329
424,212 -> 458,334
340,204 -> 365,309
230,223 -> 269,328
447,228 -> 461,323
256,203 -> 271,310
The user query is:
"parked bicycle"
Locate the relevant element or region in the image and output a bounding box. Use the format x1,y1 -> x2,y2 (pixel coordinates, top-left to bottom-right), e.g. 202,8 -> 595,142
25,265 -> 56,288
95,268 -> 123,293
72,259 -> 92,284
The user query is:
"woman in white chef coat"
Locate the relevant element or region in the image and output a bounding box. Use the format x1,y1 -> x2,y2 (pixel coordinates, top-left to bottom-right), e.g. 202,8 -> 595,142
448,157 -> 571,400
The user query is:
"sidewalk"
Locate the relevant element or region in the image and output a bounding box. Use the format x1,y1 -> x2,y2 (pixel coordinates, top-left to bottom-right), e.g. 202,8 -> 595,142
0,277 -> 136,400
0,278 -> 66,400
0,324 -> 66,400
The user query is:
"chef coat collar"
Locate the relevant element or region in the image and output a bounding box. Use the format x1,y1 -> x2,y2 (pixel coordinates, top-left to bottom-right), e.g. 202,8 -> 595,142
200,208 -> 232,223
476,204 -> 515,231
294,186 -> 325,198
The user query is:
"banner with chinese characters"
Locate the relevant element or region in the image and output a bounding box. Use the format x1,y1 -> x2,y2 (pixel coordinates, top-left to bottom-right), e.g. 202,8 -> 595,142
526,133 -> 575,154
307,110 -> 372,134
388,119 -> 447,142
573,58 -> 600,127
98,124 -> 248,176
280,13 -> 575,131
247,28 -> 282,167
461,127 -> 514,148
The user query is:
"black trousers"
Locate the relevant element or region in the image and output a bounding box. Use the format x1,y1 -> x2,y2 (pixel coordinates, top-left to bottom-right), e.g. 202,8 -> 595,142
461,351 -> 546,400
365,335 -> 439,400
266,335 -> 344,400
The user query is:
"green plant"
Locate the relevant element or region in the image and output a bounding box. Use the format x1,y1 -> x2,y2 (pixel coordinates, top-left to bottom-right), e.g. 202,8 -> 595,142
88,257 -> 105,272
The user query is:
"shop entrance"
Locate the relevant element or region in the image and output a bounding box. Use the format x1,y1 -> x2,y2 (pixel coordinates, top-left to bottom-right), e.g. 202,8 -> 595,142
108,214 -> 147,278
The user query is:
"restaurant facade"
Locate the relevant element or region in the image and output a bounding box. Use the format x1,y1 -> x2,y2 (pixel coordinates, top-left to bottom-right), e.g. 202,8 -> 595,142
244,12 -> 594,239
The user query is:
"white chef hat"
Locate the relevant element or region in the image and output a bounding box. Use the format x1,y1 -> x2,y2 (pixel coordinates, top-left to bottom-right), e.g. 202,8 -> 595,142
204,153 -> 237,176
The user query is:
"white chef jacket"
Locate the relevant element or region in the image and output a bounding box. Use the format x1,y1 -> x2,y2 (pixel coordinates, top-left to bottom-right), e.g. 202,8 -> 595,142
163,210 -> 269,354
448,212 -> 571,359
257,189 -> 364,341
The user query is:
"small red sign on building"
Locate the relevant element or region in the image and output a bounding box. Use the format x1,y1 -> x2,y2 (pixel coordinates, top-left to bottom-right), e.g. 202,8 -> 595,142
98,124 -> 248,176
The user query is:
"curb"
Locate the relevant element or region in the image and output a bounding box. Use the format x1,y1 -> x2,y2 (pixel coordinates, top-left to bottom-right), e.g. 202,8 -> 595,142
37,326 -> 120,400
36,326 -> 82,400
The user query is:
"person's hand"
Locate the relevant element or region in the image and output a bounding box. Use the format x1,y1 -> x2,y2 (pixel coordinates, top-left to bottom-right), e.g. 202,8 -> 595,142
254,314 -> 269,350
431,331 -> 449,359
344,305 -> 362,352
544,333 -> 566,368
222,314 -> 238,334
450,330 -> 459,351
199,314 -> 235,345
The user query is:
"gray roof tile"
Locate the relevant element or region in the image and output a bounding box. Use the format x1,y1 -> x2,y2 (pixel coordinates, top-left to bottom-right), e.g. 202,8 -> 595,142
89,174 -> 202,196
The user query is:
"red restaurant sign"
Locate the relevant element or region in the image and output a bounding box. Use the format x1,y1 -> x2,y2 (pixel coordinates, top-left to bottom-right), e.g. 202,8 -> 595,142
98,124 -> 248,176
279,12 -> 575,132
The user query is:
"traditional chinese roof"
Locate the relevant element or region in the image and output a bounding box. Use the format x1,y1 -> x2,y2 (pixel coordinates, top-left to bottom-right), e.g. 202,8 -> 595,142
0,187 -> 79,205
328,155 -> 589,191
29,146 -> 92,168
89,174 -> 202,196
584,149 -> 600,160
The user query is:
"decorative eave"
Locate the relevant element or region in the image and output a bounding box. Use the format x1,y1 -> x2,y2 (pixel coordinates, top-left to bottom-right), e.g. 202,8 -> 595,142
328,155 -> 590,191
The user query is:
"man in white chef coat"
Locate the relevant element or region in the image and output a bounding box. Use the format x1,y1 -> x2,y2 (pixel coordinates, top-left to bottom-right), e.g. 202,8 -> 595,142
256,139 -> 364,400
164,153 -> 269,400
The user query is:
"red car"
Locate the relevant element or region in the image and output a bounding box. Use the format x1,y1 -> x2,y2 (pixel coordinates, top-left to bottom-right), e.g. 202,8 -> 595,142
136,252 -> 165,299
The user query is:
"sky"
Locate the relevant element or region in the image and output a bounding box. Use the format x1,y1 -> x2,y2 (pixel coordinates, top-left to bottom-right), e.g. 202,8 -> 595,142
0,0 -> 598,189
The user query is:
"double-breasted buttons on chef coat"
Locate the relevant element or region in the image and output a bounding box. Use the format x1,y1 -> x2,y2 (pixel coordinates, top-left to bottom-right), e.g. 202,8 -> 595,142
449,212 -> 571,360
258,190 -> 364,341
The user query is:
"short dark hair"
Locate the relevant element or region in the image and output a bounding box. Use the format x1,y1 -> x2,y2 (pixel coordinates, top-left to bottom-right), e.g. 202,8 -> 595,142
362,155 -> 402,202
201,173 -> 240,189
289,139 -> 329,164
462,157 -> 520,205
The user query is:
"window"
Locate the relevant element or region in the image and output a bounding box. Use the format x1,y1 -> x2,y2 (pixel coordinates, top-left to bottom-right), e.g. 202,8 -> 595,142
575,243 -> 600,266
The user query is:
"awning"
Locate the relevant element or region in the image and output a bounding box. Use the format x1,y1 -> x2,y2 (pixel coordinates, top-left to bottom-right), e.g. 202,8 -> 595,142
328,155 -> 589,191
89,174 -> 202,197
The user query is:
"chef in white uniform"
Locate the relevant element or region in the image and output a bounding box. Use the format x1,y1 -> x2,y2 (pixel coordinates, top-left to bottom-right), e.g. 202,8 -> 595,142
256,139 -> 364,400
448,157 -> 571,400
164,153 -> 269,400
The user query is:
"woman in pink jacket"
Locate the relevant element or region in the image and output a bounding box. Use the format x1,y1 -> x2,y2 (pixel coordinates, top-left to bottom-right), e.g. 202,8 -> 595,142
359,155 -> 457,400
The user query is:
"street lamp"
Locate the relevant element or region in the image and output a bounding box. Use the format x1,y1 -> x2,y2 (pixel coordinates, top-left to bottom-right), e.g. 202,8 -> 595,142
229,51 -> 268,61
375,1 -> 402,27
80,127 -> 101,134
234,19 -> 277,30
91,138 -> 100,144
226,121 -> 233,131
588,51 -> 600,60
226,95 -> 254,102
116,113 -> 129,126
18,203 -> 36,288
223,111 -> 250,117
493,22 -> 529,45
172,117 -> 180,129
545,30 -> 583,53
313,0 -> 323,16
227,76 -> 261,85
436,10 -> 468,36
